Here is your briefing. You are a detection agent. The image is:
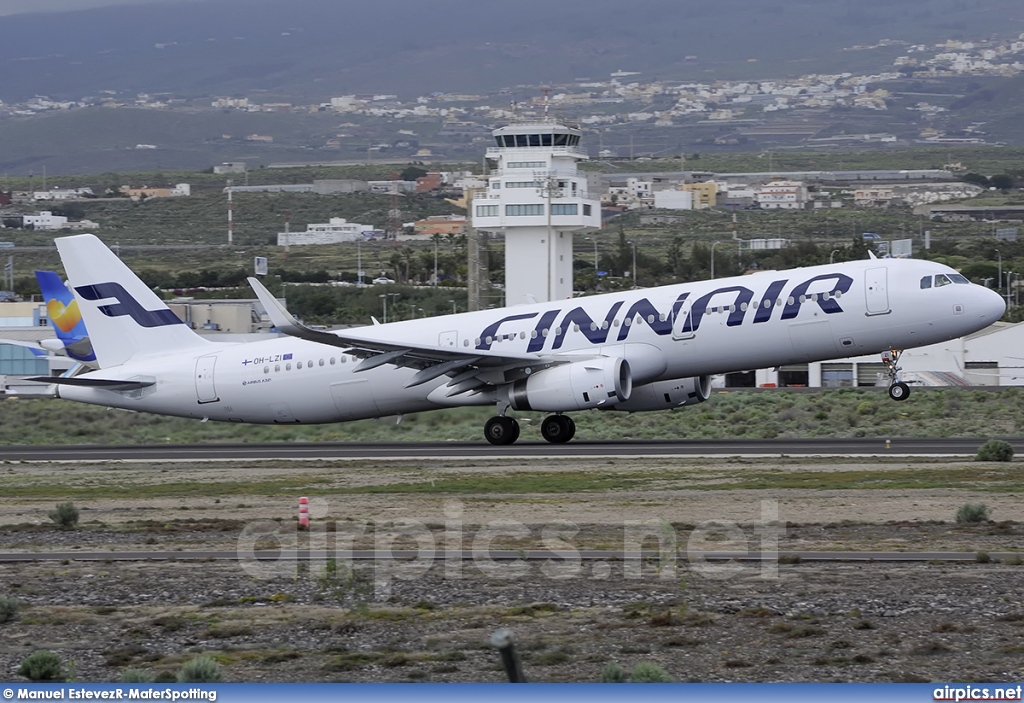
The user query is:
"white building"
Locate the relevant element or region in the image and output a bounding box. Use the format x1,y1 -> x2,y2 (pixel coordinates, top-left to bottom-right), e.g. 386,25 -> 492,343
22,212 -> 99,231
213,162 -> 247,174
277,218 -> 374,246
32,188 -> 93,201
472,121 -> 601,303
653,190 -> 694,210
756,180 -> 809,209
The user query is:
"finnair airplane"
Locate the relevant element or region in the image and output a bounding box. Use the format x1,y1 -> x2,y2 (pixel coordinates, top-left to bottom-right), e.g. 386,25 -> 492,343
31,234 -> 1005,445
0,270 -> 96,366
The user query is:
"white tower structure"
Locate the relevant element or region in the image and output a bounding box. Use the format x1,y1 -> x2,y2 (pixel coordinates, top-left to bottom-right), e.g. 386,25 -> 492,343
472,121 -> 601,304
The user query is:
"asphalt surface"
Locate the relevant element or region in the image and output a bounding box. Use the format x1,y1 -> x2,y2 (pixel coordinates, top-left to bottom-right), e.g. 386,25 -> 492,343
0,549 -> 1014,563
0,438 -> 1020,462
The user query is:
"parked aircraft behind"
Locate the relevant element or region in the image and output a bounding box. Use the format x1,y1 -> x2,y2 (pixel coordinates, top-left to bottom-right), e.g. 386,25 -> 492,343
0,270 -> 96,365
31,234 -> 1005,444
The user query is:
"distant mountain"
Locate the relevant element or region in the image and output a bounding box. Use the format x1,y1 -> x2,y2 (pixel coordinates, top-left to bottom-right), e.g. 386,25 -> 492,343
1,0 -> 1023,102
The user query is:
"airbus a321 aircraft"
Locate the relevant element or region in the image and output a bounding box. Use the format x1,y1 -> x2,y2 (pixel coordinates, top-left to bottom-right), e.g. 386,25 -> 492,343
31,234 -> 1005,445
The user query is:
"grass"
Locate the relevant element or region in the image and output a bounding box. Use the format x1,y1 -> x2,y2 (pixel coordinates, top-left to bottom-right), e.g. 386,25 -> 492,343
2,387 -> 1024,447
1,461 -> 1021,502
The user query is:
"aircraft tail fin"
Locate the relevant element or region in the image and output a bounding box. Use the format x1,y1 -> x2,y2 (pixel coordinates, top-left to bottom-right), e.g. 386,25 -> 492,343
54,234 -> 210,367
34,269 -> 96,363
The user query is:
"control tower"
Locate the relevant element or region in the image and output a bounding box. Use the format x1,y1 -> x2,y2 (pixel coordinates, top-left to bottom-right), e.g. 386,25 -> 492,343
472,120 -> 601,304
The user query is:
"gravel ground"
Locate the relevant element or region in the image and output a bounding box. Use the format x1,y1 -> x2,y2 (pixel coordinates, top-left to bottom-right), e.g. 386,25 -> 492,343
1,557 -> 1024,683
1,457 -> 1022,683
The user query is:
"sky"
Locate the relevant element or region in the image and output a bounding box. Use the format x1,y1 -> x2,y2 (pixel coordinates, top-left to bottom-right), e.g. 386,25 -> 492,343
0,0 -> 184,15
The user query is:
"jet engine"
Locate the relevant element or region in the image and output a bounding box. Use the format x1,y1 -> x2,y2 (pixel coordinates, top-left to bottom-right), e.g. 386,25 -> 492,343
606,375 -> 711,412
505,357 -> 632,412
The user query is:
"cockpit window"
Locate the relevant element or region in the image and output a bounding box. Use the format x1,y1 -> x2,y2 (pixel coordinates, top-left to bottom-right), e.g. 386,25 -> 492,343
934,274 -> 952,287
920,276 -> 932,289
949,273 -> 969,284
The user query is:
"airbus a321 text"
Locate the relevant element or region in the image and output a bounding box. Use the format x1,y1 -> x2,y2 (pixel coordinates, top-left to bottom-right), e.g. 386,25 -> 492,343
31,234 -> 1005,445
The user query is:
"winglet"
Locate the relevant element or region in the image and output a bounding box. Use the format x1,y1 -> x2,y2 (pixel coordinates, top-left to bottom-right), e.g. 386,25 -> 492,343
247,277 -> 302,335
247,277 -> 352,349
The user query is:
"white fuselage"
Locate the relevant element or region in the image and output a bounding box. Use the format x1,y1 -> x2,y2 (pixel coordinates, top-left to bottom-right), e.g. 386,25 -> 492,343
58,257 -> 1006,424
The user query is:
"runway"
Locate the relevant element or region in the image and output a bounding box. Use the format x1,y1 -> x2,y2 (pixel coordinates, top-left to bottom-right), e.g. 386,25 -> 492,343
0,548 -> 1016,563
0,437 -> 1019,461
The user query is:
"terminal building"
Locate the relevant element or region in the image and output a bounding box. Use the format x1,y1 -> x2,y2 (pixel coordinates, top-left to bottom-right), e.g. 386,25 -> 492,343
721,321 -> 1019,389
472,120 -> 601,304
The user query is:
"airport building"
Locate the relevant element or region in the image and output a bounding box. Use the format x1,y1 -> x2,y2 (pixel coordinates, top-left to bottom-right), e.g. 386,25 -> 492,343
722,321 -> 1021,389
472,120 -> 601,304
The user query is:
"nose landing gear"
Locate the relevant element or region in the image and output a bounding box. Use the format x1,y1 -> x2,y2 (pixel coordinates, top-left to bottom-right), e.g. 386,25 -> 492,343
882,349 -> 910,401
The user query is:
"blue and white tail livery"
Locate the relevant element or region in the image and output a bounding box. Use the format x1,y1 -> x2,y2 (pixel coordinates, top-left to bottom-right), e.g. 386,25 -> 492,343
56,234 -> 210,367
34,233 -> 1005,445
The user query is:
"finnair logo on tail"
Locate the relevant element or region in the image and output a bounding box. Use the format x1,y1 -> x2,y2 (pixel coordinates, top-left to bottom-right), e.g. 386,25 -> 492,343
75,282 -> 183,328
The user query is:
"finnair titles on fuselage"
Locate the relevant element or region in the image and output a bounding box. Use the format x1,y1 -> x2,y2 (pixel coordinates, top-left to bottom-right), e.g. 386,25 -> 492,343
36,235 -> 1005,445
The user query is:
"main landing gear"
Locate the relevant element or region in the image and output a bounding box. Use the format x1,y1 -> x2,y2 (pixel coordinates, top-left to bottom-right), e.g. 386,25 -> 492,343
540,414 -> 576,444
483,405 -> 576,446
882,349 -> 910,402
484,415 -> 520,445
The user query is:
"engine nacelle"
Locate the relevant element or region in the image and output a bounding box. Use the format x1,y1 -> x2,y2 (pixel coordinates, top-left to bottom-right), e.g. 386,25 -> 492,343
607,375 -> 711,412
506,357 -> 632,412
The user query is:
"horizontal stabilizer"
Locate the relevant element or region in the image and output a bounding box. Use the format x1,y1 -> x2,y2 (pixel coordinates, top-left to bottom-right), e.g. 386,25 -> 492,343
27,376 -> 155,391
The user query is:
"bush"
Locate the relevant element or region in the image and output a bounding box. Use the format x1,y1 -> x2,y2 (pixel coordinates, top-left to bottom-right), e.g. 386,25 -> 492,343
120,668 -> 155,683
0,596 -> 22,623
956,503 -> 991,524
177,655 -> 222,683
48,501 -> 79,529
600,663 -> 627,682
17,651 -> 65,681
630,662 -> 674,683
976,439 -> 1014,462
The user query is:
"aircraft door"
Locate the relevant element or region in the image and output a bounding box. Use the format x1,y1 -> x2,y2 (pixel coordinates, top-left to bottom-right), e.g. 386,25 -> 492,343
671,298 -> 696,340
195,355 -> 219,404
438,330 -> 458,348
865,267 -> 890,316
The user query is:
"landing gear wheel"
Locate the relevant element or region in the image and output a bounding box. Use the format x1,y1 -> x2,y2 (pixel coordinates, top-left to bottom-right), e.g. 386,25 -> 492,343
484,416 -> 520,445
888,381 -> 910,402
541,415 -> 576,444
882,349 -> 908,402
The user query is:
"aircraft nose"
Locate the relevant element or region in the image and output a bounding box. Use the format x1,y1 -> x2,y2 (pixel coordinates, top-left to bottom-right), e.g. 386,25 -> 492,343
977,285 -> 1006,322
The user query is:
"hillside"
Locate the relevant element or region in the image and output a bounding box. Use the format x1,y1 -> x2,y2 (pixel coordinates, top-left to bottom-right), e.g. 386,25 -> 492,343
1,0 -> 1022,102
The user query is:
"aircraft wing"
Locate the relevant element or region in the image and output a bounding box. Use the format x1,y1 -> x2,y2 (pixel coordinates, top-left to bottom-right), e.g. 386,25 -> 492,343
248,277 -> 573,392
